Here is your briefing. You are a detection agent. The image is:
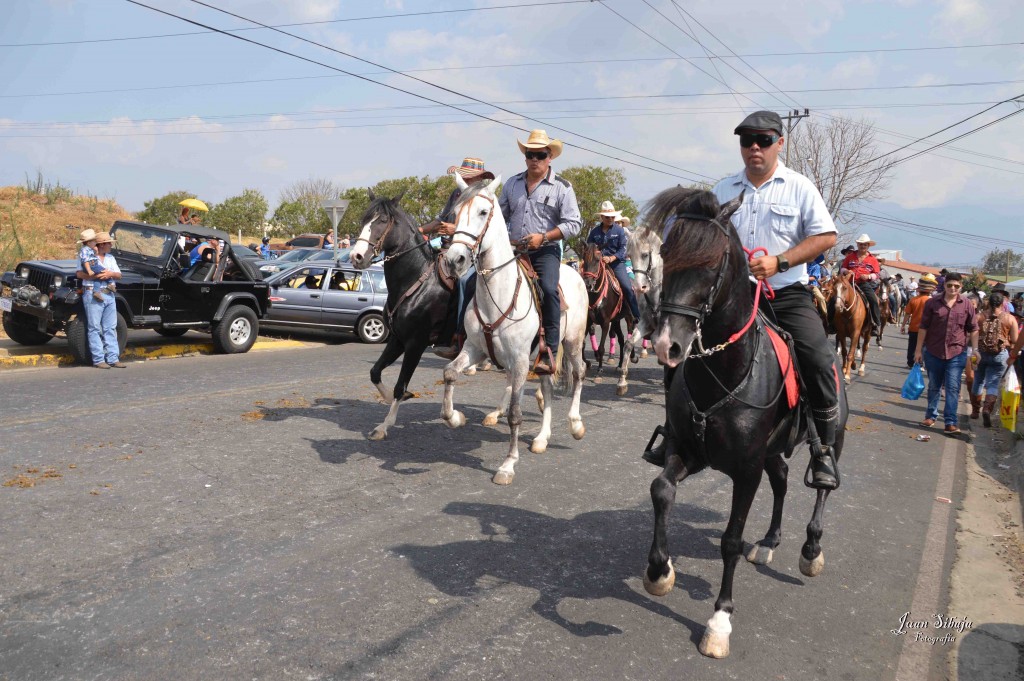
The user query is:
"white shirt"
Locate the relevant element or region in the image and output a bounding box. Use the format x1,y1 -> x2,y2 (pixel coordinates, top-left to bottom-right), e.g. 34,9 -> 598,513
712,161 -> 836,289
907,281 -> 919,293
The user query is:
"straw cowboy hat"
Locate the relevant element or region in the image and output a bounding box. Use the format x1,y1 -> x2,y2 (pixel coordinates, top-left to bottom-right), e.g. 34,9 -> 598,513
517,129 -> 563,159
618,216 -> 631,228
918,273 -> 938,287
595,200 -> 621,219
446,157 -> 495,181
77,228 -> 97,243
855,233 -> 876,248
94,232 -> 115,245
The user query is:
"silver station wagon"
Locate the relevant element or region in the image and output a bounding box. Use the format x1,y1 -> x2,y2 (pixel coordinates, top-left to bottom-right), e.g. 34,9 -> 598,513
261,263 -> 389,343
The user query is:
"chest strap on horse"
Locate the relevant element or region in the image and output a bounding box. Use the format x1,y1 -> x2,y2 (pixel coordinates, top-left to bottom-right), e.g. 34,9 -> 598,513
385,265 -> 435,329
474,263 -> 525,371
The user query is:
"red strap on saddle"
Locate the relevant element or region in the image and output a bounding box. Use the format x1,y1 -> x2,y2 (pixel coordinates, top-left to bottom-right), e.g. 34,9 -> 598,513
765,326 -> 799,410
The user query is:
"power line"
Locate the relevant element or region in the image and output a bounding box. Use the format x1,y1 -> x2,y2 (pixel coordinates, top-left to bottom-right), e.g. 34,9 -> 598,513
850,211 -> 1024,248
0,1 -> 591,47
121,0 -> 713,182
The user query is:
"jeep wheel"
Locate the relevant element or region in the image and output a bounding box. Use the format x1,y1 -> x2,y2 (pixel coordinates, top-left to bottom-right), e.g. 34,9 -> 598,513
213,305 -> 258,354
66,313 -> 128,365
357,312 -> 388,344
2,312 -> 54,346
155,327 -> 189,338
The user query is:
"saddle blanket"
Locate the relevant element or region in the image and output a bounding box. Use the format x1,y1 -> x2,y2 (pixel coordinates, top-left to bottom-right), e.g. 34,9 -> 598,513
765,326 -> 800,410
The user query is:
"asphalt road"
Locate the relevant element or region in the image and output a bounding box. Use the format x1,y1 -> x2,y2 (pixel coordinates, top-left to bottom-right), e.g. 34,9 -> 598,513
0,336 -> 963,680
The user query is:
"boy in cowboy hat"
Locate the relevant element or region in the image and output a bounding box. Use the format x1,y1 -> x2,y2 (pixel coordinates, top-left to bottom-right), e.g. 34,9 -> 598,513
840,233 -> 883,336
587,200 -> 641,323
424,157 -> 497,359
902,273 -> 937,367
498,130 -> 582,374
77,228 -> 113,301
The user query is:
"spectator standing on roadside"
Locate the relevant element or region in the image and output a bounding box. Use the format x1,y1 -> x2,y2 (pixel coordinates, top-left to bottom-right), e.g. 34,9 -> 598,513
259,236 -> 274,259
915,272 -> 978,435
83,232 -> 125,369
901,273 -> 937,368
970,291 -> 1019,426
177,207 -> 191,225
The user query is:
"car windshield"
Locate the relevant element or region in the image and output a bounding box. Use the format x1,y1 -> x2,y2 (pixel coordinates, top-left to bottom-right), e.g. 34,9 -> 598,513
309,248 -> 351,263
289,237 -> 322,248
110,224 -> 175,262
277,249 -> 313,263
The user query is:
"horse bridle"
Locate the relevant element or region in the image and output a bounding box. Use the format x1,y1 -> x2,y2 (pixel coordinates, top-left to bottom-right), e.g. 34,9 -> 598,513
631,249 -> 661,313
659,213 -> 734,356
450,193 -> 497,259
355,213 -> 429,263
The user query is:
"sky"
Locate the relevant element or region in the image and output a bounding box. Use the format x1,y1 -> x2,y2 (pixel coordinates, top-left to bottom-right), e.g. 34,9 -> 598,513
2,0 -> 1023,267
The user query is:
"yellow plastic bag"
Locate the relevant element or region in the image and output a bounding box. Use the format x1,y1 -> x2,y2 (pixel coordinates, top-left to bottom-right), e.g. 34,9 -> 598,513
1000,368 -> 1021,431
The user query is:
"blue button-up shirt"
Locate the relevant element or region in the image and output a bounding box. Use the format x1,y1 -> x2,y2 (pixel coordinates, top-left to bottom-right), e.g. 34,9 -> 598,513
586,223 -> 628,263
712,161 -> 836,288
499,168 -> 582,242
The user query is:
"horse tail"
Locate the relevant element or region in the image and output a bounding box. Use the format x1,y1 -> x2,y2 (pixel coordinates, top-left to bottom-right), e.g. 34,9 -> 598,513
554,343 -> 572,396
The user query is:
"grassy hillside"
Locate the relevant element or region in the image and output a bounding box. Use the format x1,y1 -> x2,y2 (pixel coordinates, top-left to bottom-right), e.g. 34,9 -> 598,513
0,185 -> 136,274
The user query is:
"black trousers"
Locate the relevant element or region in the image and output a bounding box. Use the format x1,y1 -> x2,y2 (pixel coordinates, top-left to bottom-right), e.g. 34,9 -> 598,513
530,243 -> 562,348
858,281 -> 881,329
762,283 -> 840,443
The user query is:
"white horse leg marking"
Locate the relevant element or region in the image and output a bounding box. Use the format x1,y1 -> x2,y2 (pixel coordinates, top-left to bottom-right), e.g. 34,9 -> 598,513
369,398 -> 402,441
699,610 -> 733,658
531,375 -> 554,454
441,345 -> 484,429
484,385 -> 513,426
494,364 -> 527,485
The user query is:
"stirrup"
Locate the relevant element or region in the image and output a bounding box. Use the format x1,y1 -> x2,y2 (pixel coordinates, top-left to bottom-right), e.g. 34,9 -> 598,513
804,444 -> 840,490
642,425 -> 668,467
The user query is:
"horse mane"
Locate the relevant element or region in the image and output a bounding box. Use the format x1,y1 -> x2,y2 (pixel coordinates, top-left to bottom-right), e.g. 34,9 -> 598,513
360,194 -> 413,227
645,187 -> 731,274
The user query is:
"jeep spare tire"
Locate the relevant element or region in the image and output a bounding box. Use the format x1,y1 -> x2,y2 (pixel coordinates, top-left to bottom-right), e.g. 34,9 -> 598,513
66,313 -> 128,365
2,312 -> 54,346
212,305 -> 258,354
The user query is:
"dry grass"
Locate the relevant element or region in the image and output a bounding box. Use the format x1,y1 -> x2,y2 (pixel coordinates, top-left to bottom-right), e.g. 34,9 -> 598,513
0,185 -> 135,275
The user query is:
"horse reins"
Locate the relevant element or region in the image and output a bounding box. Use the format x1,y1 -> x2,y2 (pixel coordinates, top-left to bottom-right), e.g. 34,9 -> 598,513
355,214 -> 431,264
581,254 -> 624,319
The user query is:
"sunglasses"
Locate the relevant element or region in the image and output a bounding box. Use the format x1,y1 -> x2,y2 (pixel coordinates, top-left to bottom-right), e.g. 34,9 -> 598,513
524,151 -> 549,160
945,283 -> 961,288
739,133 -> 780,148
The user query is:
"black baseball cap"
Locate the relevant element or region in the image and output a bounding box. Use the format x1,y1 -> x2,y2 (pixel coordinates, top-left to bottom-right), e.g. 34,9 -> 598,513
734,110 -> 784,136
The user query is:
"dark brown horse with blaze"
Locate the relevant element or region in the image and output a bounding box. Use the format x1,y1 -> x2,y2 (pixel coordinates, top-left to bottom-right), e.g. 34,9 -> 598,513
581,243 -> 636,395
833,271 -> 872,383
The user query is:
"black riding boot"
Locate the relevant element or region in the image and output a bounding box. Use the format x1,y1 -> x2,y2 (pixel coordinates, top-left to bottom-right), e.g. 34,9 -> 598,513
809,409 -> 840,489
867,292 -> 881,338
642,365 -> 677,467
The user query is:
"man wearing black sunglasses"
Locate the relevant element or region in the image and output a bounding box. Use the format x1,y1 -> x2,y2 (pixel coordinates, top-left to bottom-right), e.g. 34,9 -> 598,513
711,110 -> 842,489
499,129 -> 582,374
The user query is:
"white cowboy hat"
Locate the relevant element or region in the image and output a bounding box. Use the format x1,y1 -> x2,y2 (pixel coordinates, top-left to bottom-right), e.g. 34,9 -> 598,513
855,233 -> 876,247
617,216 -> 631,228
596,200 -> 621,219
517,129 -> 563,160
77,228 -> 97,243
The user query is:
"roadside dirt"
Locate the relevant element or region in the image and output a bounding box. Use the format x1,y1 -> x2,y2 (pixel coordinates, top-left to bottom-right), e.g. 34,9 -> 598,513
948,423 -> 1024,680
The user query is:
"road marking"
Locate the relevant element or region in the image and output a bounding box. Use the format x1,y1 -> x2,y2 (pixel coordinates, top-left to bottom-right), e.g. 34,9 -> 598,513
894,420 -> 959,681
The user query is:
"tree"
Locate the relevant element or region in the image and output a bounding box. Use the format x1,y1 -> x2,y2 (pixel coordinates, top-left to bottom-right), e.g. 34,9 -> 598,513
207,189 -> 268,236
558,166 -> 639,260
271,177 -> 345,235
332,176 -> 459,238
980,248 -> 1024,278
136,190 -> 199,225
786,116 -> 895,259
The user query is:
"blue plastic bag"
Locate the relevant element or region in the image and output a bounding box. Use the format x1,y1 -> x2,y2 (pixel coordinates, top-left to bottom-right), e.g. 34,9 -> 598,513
901,364 -> 925,400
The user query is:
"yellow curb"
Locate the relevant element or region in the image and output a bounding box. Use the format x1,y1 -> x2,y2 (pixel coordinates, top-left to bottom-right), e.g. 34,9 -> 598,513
0,338 -> 311,370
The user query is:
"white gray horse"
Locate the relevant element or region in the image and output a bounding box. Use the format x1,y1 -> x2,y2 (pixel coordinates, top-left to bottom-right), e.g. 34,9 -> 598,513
440,175 -> 589,485
618,228 -> 664,392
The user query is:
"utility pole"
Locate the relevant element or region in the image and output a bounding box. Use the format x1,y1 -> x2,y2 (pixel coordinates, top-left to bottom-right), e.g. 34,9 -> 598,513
1007,249 -> 1011,282
781,108 -> 810,165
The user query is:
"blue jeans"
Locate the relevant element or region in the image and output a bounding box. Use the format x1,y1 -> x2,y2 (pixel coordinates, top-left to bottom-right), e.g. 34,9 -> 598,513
971,350 -> 1009,397
83,293 -> 119,365
530,243 -> 562,349
923,348 -> 968,426
611,261 -> 641,321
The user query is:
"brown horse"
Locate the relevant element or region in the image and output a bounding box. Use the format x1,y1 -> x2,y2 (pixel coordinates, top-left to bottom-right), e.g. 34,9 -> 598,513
581,243 -> 636,395
833,271 -> 872,383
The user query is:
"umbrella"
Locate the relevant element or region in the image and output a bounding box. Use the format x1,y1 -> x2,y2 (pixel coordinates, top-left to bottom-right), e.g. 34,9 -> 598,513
178,198 -> 209,212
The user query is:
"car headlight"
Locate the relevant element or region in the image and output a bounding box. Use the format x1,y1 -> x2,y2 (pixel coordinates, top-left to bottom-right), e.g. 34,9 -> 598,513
38,295 -> 49,309
17,266 -> 29,279
52,275 -> 64,288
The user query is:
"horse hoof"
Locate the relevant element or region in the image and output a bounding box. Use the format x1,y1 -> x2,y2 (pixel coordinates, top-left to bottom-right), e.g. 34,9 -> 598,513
844,375 -> 851,385
479,360 -> 492,371
482,412 -> 500,427
570,421 -> 585,440
746,544 -> 774,565
492,470 -> 514,485
367,428 -> 387,441
530,439 -> 548,454
857,367 -> 865,376
799,551 -> 825,577
640,349 -> 648,359
616,384 -> 628,397
445,410 -> 466,429
465,365 -> 477,376
699,630 -> 731,659
594,376 -> 603,384
643,560 -> 675,596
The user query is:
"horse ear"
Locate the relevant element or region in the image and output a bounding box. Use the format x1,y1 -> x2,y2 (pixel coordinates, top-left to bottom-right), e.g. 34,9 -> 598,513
486,175 -> 502,193
368,188 -> 376,201
395,190 -> 406,203
719,190 -> 744,224
454,174 -> 469,192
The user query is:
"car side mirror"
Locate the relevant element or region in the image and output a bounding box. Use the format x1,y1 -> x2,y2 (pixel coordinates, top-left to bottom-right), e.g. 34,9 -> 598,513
178,253 -> 191,268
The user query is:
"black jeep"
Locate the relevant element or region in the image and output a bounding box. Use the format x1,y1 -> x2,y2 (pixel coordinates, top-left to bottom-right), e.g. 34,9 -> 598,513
1,220 -> 270,364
